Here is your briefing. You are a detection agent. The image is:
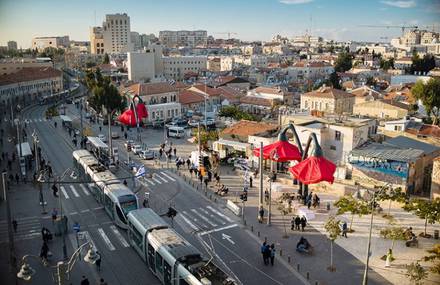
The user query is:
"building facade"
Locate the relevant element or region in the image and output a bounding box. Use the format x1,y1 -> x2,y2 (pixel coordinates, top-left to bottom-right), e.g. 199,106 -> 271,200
300,86 -> 355,114
7,41 -> 17,50
159,30 -> 208,48
91,13 -> 132,54
0,58 -> 53,75
32,36 -> 70,50
163,56 -> 207,81
90,27 -> 105,55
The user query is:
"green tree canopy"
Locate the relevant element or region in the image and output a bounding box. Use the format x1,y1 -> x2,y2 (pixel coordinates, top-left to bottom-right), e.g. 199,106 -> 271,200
334,52 -> 353,72
379,226 -> 406,253
412,78 -> 440,125
218,106 -> 259,121
403,198 -> 440,236
411,52 -> 436,74
380,58 -> 394,71
334,196 -> 370,231
423,244 -> 440,274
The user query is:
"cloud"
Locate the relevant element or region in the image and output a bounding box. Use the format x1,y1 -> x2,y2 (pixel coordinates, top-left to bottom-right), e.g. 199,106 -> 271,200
381,1 -> 416,8
279,0 -> 313,4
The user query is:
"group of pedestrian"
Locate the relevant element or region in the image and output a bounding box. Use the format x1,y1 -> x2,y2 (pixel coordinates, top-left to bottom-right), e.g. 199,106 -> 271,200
305,192 -> 320,209
260,242 -> 276,266
291,215 -> 307,231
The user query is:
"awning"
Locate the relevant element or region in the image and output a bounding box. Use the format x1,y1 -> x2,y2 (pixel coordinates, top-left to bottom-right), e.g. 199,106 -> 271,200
16,142 -> 32,157
215,138 -> 250,151
87,137 -> 108,149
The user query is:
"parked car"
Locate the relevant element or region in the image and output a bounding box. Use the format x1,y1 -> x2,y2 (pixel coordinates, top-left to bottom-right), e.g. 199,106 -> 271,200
98,134 -> 107,143
188,119 -> 200,127
111,132 -> 119,139
140,150 -> 155,160
124,140 -> 134,151
132,144 -> 143,155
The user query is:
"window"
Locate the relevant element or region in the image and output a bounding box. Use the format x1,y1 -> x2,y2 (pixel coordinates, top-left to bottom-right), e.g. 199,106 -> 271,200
330,145 -> 336,150
335,131 -> 341,141
130,226 -> 143,250
394,125 -> 402,131
156,253 -> 163,274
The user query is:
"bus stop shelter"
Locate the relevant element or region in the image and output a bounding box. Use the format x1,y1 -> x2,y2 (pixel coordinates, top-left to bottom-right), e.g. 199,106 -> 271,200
16,142 -> 32,176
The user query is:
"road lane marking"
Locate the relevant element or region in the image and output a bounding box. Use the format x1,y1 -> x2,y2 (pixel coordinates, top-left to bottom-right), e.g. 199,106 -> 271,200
144,179 -> 155,186
80,209 -> 90,213
78,231 -> 98,251
182,211 -> 207,229
97,228 -> 116,251
206,206 -> 234,223
222,233 -> 235,244
160,172 -> 176,181
70,185 -> 80,197
199,224 -> 238,236
60,186 -> 70,199
110,225 -> 130,248
156,174 -> 168,183
200,208 -> 226,225
191,209 -> 217,227
70,212 -> 78,215
152,177 -> 162,184
178,213 -> 199,231
93,207 -> 103,211
79,184 -> 90,196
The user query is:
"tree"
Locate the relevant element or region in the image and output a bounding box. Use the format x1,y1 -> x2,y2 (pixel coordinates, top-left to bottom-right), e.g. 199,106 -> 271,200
334,52 -> 353,72
406,262 -> 428,285
103,53 -> 110,64
334,196 -> 370,232
218,106 -> 258,121
412,78 -> 440,125
328,72 -> 341,89
379,226 -> 406,260
403,198 -> 440,237
193,128 -> 219,148
324,216 -> 341,272
380,58 -> 394,71
411,52 -> 436,75
377,187 -> 408,217
423,244 -> 440,274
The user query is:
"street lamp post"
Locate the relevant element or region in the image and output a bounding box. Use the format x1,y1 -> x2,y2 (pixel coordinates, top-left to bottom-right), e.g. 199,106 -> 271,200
267,150 -> 278,226
32,131 -> 47,214
362,183 -> 390,285
17,241 -> 98,285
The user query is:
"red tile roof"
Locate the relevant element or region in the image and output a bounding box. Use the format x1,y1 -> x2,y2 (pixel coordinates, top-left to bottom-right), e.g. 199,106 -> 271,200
303,86 -> 355,99
126,82 -> 177,96
240,96 -> 273,107
221,120 -> 278,137
191,84 -> 222,97
218,86 -> 243,102
0,67 -> 61,86
179,90 -> 205,105
350,86 -> 381,99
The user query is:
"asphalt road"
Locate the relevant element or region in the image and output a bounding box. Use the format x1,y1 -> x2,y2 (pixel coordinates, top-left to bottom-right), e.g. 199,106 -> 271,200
19,101 -> 307,285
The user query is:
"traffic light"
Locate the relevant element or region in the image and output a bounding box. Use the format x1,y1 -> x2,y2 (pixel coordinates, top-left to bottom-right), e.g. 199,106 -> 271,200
167,207 -> 177,218
240,192 -> 247,202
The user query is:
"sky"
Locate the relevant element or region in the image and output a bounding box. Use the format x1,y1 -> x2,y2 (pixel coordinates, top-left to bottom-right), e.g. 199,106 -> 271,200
0,0 -> 439,48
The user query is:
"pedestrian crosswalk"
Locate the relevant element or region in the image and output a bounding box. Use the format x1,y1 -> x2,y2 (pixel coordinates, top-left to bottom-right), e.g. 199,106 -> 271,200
0,216 -> 42,243
76,224 -> 130,252
175,205 -> 236,234
137,171 -> 177,187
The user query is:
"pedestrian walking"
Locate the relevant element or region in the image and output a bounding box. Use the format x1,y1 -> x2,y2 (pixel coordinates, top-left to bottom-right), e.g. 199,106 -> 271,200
186,159 -> 191,169
124,132 -> 128,140
342,221 -> 348,238
307,199 -> 312,209
40,241 -> 49,263
263,243 -> 271,265
249,176 -> 253,188
80,275 -> 90,285
291,216 -> 295,230
258,207 -> 264,223
95,251 -> 101,271
52,184 -> 58,197
260,242 -> 267,264
12,219 -> 17,233
189,168 -> 193,177
207,171 -> 212,182
159,148 -> 163,158
204,177 -> 209,189
295,216 -> 301,230
15,173 -> 19,184
51,208 -> 58,224
199,173 -> 203,184
300,216 -> 307,231
173,148 -> 177,157
99,126 -> 102,132
270,244 -> 276,266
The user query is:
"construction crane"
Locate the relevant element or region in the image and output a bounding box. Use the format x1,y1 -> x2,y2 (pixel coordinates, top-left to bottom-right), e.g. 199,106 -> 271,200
358,24 -> 418,35
216,32 -> 238,40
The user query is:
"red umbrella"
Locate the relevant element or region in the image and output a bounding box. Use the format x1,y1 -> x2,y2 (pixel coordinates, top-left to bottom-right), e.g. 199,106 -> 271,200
289,155 -> 336,184
136,103 -> 148,119
253,124 -> 301,162
118,109 -> 137,126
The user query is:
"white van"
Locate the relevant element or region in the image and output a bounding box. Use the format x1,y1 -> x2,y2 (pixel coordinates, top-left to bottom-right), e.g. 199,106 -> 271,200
168,126 -> 185,138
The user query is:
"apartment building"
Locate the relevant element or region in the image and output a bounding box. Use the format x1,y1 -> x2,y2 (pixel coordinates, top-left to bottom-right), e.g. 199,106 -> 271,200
90,13 -> 132,54
7,41 -> 17,50
159,30 -> 208,47
127,44 -> 164,82
288,61 -> 334,81
163,56 -> 207,80
32,36 -> 70,50
0,58 -> 53,75
300,86 -> 355,114
0,67 -> 63,104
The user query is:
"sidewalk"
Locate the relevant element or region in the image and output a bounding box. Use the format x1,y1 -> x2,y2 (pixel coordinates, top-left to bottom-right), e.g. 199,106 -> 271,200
168,162 -> 440,285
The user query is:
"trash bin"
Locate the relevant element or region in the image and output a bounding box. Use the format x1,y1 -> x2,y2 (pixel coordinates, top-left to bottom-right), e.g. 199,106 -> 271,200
435,230 -> 439,239
326,202 -> 331,211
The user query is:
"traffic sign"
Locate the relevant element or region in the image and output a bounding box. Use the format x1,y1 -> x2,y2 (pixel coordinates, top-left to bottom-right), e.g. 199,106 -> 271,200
73,223 -> 80,233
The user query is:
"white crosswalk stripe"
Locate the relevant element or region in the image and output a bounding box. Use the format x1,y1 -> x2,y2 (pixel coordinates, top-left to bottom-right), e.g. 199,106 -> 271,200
191,209 -> 217,227
110,225 -> 130,248
152,177 -> 162,184
160,172 -> 176,181
79,184 -> 90,196
0,216 -> 42,243
206,206 -> 234,223
97,228 -> 116,251
182,210 -> 208,229
143,178 -> 155,186
60,186 -> 70,199
199,207 -> 226,225
177,213 -> 199,232
70,185 -> 80,197
156,174 -> 168,183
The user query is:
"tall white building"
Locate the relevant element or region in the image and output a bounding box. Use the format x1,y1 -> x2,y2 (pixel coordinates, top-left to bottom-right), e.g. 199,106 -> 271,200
98,13 -> 132,54
159,30 -> 207,47
127,43 -> 164,82
32,36 -> 70,50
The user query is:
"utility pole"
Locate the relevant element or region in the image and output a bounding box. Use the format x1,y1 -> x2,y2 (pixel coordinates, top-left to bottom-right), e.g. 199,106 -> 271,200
258,142 -> 263,220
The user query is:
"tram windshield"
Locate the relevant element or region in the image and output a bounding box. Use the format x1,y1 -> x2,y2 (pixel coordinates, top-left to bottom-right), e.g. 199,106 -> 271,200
119,195 -> 138,215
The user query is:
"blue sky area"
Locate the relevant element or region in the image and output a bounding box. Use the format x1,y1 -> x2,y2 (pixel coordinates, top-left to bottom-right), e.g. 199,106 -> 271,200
0,0 -> 439,48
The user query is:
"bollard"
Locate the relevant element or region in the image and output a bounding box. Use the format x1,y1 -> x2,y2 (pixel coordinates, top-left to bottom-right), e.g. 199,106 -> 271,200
257,231 -> 260,237
297,264 -> 300,271
306,272 -> 310,280
279,249 -> 282,256
288,255 -> 291,263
